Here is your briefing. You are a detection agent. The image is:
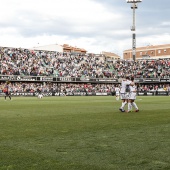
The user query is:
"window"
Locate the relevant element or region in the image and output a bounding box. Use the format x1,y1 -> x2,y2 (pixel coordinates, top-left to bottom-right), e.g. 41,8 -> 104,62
140,51 -> 142,55
158,50 -> 161,54
164,49 -> 166,53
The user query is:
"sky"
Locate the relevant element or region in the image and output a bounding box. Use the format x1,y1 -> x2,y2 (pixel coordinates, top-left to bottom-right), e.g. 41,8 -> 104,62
0,0 -> 170,57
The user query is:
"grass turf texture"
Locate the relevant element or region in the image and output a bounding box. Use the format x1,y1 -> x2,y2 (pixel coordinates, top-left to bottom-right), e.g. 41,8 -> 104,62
0,96 -> 170,170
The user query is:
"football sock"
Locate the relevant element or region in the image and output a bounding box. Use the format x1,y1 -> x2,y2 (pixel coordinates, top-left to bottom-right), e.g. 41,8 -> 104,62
132,102 -> 138,110
121,101 -> 127,109
128,103 -> 132,111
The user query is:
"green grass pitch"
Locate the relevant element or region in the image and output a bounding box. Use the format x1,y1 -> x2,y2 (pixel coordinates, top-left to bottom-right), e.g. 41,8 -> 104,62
0,96 -> 170,170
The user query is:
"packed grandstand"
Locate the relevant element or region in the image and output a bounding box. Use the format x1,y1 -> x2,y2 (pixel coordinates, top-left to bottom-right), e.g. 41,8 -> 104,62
0,46 -> 170,96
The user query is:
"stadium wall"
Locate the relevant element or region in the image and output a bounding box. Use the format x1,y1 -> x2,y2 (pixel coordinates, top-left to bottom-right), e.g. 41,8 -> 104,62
0,75 -> 169,84
0,91 -> 168,97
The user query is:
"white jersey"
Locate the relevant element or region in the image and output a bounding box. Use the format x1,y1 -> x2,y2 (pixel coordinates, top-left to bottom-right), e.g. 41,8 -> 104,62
115,87 -> 120,95
129,84 -> 136,92
120,80 -> 131,93
129,83 -> 137,100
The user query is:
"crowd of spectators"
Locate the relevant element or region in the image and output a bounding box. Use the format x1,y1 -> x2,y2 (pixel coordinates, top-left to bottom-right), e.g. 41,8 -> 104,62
0,82 -> 113,94
0,82 -> 170,94
137,83 -> 170,92
1,46 -> 170,79
114,59 -> 170,79
0,46 -> 170,95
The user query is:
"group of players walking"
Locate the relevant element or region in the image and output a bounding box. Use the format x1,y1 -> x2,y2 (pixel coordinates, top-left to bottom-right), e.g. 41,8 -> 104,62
115,76 -> 139,113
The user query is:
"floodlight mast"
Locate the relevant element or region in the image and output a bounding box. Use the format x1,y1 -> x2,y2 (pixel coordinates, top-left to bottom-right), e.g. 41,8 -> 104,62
126,0 -> 142,61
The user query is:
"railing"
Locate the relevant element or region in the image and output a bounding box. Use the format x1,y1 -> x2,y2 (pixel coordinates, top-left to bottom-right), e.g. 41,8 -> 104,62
0,75 -> 170,83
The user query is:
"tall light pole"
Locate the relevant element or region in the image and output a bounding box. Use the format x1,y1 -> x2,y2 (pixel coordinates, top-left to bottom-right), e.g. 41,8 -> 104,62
126,0 -> 142,61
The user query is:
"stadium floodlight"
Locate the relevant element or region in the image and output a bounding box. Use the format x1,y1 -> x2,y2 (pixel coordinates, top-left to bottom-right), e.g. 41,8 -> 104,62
126,0 -> 142,61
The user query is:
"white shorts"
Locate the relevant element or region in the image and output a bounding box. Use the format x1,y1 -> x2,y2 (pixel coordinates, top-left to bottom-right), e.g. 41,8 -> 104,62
120,93 -> 129,100
116,92 -> 120,96
129,92 -> 136,100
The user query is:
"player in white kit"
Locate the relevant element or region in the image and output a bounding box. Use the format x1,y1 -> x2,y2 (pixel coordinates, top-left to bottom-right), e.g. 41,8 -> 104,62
119,76 -> 132,112
115,85 -> 120,101
126,77 -> 139,112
